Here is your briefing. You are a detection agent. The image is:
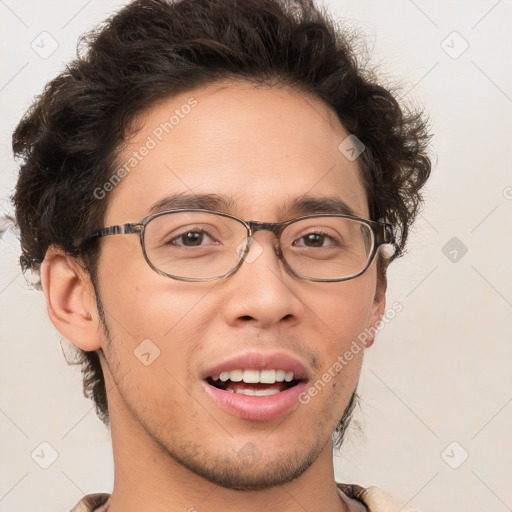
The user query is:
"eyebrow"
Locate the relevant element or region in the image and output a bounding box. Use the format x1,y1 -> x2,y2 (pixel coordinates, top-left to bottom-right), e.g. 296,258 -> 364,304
148,193 -> 357,218
149,193 -> 236,214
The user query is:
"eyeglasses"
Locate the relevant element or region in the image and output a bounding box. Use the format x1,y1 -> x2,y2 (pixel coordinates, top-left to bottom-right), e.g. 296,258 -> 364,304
78,209 -> 395,282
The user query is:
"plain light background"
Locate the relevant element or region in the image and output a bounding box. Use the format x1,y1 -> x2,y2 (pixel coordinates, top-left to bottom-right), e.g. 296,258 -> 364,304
1,1 -> 511,511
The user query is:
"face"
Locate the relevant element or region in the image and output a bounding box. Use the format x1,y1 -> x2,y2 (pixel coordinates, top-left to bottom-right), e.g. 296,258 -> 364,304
93,80 -> 385,489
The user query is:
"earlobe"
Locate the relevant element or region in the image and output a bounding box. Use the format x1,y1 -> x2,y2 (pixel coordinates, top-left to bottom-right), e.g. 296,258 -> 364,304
40,245 -> 102,351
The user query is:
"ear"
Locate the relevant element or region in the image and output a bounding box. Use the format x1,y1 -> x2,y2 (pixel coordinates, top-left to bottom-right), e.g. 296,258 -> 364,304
364,272 -> 387,348
40,245 -> 102,351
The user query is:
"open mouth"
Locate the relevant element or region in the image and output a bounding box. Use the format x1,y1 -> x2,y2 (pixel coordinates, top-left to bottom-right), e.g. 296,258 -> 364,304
206,369 -> 302,396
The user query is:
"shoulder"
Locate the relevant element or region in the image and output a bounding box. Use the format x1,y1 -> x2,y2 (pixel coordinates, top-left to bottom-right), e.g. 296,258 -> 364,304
69,493 -> 110,512
337,482 -> 423,512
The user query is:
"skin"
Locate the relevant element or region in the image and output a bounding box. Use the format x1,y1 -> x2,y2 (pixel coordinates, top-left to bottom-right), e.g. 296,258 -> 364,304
41,80 -> 386,512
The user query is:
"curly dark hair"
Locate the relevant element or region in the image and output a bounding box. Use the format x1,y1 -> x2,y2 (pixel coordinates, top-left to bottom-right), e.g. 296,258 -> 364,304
12,0 -> 431,446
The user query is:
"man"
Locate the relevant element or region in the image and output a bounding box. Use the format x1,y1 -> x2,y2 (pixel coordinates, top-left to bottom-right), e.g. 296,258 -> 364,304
12,0 -> 431,510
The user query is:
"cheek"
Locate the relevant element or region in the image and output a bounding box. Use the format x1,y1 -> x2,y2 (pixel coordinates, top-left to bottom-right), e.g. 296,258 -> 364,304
96,249 -> 217,377
306,274 -> 377,341
97,245 -> 191,334
96,261 -> 207,423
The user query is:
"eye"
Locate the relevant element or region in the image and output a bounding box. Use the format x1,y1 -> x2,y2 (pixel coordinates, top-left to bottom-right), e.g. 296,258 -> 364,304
167,228 -> 217,247
294,230 -> 340,248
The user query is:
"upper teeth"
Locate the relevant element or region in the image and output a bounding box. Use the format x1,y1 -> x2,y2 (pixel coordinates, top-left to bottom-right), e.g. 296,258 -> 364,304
213,369 -> 295,384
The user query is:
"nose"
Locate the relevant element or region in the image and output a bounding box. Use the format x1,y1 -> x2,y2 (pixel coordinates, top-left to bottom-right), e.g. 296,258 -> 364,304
222,234 -> 303,330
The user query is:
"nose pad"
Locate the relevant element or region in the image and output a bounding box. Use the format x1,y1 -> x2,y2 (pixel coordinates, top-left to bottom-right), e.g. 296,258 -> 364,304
240,236 -> 265,264
235,236 -> 251,261
236,236 -> 283,267
236,236 -> 266,263
274,243 -> 283,260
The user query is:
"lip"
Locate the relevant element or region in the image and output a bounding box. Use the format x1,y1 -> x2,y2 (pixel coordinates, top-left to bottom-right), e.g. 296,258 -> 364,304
203,379 -> 308,421
201,351 -> 309,381
201,351 -> 310,421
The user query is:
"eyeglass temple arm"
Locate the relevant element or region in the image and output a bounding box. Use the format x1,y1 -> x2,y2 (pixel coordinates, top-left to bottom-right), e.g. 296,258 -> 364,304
385,224 -> 395,246
84,223 -> 143,241
374,222 -> 395,247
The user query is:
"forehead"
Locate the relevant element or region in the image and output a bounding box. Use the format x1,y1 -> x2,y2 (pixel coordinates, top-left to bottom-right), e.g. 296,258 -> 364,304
105,80 -> 369,224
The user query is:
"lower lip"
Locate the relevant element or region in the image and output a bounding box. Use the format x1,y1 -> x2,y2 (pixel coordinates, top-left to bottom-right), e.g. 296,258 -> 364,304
203,381 -> 308,421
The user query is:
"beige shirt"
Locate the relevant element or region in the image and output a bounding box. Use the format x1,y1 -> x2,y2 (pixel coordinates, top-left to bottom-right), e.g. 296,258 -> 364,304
69,483 -> 422,512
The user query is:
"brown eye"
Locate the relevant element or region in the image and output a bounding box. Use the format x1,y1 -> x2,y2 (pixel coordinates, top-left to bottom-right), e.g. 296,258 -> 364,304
295,231 -> 339,248
167,229 -> 216,247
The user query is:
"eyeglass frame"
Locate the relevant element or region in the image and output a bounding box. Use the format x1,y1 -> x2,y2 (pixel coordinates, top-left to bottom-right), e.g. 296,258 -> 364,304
77,208 -> 395,283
